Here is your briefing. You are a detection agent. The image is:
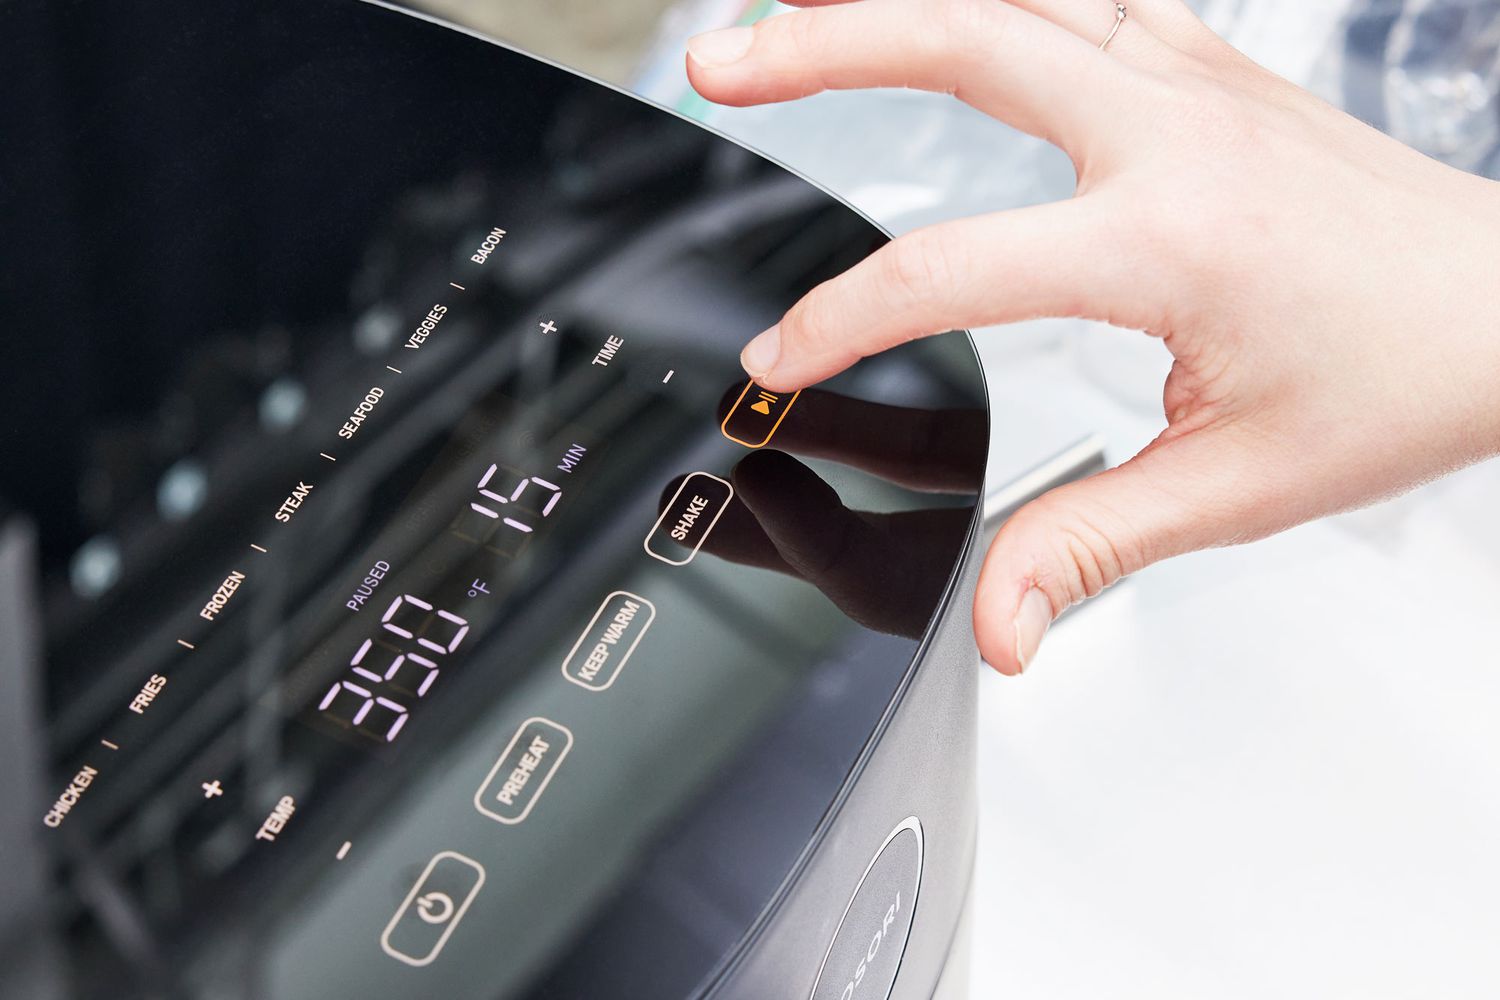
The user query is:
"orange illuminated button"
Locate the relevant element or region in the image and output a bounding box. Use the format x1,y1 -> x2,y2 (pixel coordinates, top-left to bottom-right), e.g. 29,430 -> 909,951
645,471 -> 733,566
721,379 -> 801,448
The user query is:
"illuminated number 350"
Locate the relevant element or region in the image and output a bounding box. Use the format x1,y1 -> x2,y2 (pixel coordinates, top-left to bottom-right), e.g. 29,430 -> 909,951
318,593 -> 469,743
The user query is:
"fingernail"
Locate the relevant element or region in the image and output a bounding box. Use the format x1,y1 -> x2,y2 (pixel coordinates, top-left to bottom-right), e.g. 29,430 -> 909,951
741,325 -> 781,379
1013,587 -> 1052,673
687,26 -> 754,68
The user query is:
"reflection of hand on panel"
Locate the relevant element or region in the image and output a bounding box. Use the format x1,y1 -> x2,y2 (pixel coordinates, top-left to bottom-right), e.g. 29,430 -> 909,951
667,388 -> 985,638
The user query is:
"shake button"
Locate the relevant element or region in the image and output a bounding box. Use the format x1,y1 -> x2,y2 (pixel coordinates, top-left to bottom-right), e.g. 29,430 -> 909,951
645,471 -> 733,566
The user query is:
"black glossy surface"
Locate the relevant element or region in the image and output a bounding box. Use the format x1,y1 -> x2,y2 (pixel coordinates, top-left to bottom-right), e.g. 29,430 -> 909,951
0,2 -> 987,997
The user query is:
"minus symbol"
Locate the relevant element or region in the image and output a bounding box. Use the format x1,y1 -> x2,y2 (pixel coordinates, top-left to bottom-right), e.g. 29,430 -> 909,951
386,365 -> 402,374
449,282 -> 465,291
319,452 -> 337,462
177,639 -> 196,650
336,841 -> 352,860
250,543 -> 268,554
100,739 -> 119,750
662,370 -> 674,384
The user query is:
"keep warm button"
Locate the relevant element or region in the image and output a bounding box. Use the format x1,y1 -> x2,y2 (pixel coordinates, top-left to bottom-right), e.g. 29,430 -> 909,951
562,591 -> 655,691
474,717 -> 573,825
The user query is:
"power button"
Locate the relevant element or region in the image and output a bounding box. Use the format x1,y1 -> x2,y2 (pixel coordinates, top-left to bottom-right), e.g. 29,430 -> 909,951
380,851 -> 486,967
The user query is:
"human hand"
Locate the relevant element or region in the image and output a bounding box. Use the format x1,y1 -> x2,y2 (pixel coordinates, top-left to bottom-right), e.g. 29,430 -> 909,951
663,389 -> 985,638
685,0 -> 1500,674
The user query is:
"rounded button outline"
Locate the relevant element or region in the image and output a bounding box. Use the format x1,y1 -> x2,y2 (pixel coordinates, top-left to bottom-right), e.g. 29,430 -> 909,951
721,379 -> 802,448
473,717 -> 574,826
807,816 -> 924,1000
379,850 -> 486,968
561,591 -> 656,692
644,471 -> 733,566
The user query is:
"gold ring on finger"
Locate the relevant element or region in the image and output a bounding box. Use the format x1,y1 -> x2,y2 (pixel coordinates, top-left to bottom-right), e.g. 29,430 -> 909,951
1099,3 -> 1127,51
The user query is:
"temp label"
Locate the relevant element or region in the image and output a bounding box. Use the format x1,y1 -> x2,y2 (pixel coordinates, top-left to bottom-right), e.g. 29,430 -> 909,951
254,795 -> 296,842
473,717 -> 573,825
561,592 -> 655,692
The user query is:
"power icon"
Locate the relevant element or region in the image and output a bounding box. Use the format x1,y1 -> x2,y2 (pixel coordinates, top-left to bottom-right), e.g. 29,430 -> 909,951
380,851 -> 486,967
416,891 -> 455,925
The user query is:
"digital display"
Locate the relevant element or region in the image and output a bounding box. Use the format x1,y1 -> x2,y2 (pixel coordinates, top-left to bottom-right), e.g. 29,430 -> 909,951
0,2 -> 987,998
456,466 -> 562,549
306,405 -> 599,747
318,593 -> 469,743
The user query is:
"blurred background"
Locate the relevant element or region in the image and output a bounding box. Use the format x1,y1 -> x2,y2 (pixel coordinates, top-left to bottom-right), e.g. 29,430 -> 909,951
403,0 -> 1500,184
397,1 -> 1500,997
398,0 -> 679,84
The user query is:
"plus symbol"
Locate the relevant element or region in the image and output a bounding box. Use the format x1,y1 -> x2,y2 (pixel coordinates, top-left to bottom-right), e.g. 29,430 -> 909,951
538,319 -> 558,335
201,779 -> 224,799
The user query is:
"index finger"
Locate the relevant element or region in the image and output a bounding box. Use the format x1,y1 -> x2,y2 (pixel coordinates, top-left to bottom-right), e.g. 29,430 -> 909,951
739,196 -> 1160,393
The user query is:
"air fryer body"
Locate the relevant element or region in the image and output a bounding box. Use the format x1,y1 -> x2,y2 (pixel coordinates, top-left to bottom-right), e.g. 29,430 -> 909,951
0,3 -> 988,998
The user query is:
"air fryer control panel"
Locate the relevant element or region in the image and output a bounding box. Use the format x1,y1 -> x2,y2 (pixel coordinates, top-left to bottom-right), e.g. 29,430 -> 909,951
0,3 -> 986,998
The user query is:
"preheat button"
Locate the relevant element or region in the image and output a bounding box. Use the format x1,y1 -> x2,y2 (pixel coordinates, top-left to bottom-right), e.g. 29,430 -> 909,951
474,717 -> 573,825
380,851 -> 485,967
721,379 -> 800,448
645,471 -> 733,566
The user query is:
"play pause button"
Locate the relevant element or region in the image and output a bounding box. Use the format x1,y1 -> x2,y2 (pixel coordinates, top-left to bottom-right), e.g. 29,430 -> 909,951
721,379 -> 800,448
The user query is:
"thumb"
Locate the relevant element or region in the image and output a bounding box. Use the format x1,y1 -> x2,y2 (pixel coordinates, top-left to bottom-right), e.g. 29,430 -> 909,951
974,430 -> 1261,675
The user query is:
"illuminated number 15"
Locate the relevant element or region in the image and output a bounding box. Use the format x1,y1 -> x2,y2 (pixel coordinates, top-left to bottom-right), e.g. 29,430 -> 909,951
470,463 -> 561,530
454,464 -> 561,555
